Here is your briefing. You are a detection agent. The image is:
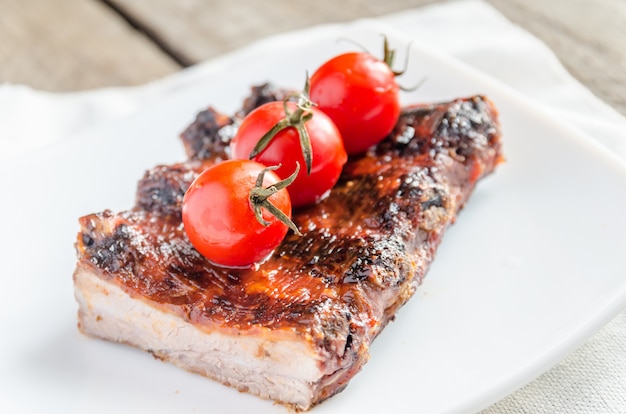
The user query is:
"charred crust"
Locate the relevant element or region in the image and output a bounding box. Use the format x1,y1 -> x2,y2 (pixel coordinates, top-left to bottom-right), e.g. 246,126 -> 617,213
238,83 -> 294,116
180,107 -> 233,161
135,162 -> 209,216
341,237 -> 408,288
81,232 -> 95,248
179,84 -> 295,162
75,92 -> 503,381
87,223 -> 134,274
77,94 -> 500,321
343,333 -> 353,353
434,97 -> 498,158
381,96 -> 500,162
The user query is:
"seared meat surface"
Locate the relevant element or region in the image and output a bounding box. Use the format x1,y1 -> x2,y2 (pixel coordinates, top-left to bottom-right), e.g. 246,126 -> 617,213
74,86 -> 503,411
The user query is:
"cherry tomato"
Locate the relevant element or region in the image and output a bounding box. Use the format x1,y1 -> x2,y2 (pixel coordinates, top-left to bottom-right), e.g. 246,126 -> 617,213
230,101 -> 347,207
310,51 -> 401,155
182,159 -> 293,268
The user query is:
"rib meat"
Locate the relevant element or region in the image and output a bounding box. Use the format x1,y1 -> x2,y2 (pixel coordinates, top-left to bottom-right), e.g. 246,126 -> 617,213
73,86 -> 503,411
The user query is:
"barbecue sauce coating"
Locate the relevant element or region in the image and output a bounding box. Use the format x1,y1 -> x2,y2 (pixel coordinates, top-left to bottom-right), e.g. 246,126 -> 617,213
76,89 -> 502,402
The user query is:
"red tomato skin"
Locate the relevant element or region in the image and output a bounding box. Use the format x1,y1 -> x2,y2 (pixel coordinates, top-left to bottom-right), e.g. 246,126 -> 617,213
310,52 -> 401,155
230,101 -> 347,207
182,159 -> 291,268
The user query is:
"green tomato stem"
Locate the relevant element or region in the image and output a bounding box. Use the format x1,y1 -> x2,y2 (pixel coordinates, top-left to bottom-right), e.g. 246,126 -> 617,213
249,163 -> 302,236
249,75 -> 315,175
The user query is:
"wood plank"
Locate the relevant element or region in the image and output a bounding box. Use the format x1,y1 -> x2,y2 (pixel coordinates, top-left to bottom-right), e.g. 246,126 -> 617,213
1,0 -> 624,114
105,0 -> 440,64
489,0 -> 626,114
0,0 -> 181,91
106,0 -> 626,115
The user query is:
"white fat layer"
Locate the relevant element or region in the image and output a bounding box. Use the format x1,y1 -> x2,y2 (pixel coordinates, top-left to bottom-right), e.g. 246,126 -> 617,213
73,268 -> 326,410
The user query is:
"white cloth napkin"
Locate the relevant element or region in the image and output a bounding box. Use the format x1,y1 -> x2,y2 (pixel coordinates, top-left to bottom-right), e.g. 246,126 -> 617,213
1,0 -> 624,412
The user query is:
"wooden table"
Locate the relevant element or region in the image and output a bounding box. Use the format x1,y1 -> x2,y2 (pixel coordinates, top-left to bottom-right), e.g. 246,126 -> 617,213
2,0 -> 625,115
2,1 -> 625,413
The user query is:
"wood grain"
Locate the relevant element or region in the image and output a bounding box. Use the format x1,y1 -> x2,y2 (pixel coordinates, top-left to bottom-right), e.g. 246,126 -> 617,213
0,0 -> 180,91
0,0 -> 624,114
489,0 -> 626,114
103,0 -> 626,114
104,0 -> 439,64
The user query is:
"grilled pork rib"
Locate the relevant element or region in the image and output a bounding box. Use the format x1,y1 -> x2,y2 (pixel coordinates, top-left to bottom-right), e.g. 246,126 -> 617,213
73,87 -> 503,411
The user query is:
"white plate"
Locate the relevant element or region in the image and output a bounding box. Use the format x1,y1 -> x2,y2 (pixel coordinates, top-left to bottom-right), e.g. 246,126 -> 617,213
1,19 -> 626,414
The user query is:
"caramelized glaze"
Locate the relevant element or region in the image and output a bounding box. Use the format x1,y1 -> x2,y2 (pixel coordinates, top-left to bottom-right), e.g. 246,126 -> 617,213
76,92 -> 503,392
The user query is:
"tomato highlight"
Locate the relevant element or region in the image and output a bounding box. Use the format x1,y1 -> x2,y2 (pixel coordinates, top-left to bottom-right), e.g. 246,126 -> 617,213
310,42 -> 402,155
182,159 -> 296,268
